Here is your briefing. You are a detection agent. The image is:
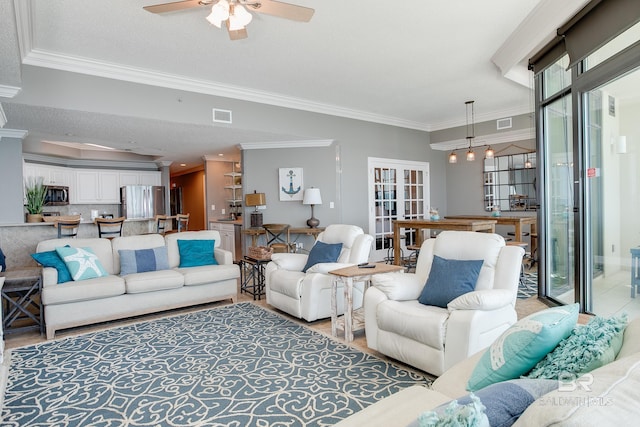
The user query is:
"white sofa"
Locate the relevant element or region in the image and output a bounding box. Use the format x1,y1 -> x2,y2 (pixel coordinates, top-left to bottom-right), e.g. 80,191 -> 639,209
365,231 -> 524,376
37,230 -> 239,339
264,224 -> 374,321
336,317 -> 640,426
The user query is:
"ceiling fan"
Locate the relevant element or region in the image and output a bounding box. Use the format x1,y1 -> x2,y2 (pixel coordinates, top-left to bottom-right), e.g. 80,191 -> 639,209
143,0 -> 314,40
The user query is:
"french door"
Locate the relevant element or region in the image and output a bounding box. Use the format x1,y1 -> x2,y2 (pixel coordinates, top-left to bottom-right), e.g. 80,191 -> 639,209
367,158 -> 430,262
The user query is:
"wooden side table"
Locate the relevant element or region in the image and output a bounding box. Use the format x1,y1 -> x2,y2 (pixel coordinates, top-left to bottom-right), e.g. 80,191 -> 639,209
0,267 -> 44,335
329,263 -> 403,342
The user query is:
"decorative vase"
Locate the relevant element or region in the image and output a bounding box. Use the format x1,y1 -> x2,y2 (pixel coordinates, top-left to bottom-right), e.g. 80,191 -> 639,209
26,213 -> 44,223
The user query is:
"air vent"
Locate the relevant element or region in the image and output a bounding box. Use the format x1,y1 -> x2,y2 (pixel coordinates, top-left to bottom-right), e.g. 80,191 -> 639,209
496,117 -> 512,130
213,108 -> 232,124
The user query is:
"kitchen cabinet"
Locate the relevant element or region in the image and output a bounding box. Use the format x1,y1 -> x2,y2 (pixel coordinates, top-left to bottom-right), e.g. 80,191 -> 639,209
23,163 -> 74,187
210,220 -> 242,262
120,171 -> 161,186
74,170 -> 120,204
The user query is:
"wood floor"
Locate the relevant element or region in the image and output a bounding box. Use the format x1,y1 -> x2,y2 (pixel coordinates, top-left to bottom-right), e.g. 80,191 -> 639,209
3,283 -> 549,380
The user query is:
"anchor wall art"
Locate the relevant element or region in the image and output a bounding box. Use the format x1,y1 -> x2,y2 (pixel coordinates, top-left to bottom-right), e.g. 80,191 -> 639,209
279,167 -> 304,201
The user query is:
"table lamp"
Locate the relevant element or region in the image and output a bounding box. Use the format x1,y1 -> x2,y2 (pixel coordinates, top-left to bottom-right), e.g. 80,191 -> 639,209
245,191 -> 266,228
302,187 -> 322,228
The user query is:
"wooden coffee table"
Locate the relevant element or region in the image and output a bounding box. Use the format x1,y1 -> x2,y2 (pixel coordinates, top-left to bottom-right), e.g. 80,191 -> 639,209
329,263 -> 403,342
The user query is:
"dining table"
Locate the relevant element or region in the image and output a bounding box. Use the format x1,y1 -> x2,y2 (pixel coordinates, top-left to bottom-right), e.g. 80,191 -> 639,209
391,218 -> 497,266
445,214 -> 537,254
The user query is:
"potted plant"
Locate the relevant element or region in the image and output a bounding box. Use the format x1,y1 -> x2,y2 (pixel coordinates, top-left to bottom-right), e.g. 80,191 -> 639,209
24,176 -> 47,222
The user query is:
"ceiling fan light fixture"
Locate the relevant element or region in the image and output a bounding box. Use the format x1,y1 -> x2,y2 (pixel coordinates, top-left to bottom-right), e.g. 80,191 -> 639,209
228,4 -> 252,30
206,0 -> 230,28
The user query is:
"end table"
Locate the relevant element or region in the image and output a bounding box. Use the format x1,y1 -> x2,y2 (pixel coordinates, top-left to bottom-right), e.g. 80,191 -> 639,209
0,267 -> 44,335
329,263 -> 403,342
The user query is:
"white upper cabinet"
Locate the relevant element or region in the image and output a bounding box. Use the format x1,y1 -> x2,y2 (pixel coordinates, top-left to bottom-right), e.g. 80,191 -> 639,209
119,171 -> 161,186
74,170 -> 120,204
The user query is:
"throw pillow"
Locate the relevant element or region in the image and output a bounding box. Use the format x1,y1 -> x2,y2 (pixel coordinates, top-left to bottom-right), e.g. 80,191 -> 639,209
177,239 -> 218,268
467,303 -> 579,392
526,314 -> 628,381
31,250 -> 73,284
410,394 -> 489,427
302,241 -> 343,273
119,246 -> 170,276
408,379 -> 558,427
55,246 -> 108,281
418,255 -> 484,308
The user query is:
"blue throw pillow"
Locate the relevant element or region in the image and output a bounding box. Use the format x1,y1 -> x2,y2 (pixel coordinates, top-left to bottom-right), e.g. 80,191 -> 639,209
31,250 -> 73,284
0,246 -> 6,272
55,246 -> 109,281
526,314 -> 628,380
467,304 -> 579,392
418,255 -> 484,308
408,379 -> 558,427
119,246 -> 170,276
177,239 -> 218,268
302,241 -> 343,272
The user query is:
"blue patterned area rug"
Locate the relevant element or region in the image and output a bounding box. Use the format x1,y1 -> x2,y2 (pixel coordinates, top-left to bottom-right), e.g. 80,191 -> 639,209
3,302 -> 430,426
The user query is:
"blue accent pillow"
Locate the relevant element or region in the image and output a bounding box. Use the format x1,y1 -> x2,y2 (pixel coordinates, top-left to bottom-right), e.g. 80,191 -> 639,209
526,314 -> 628,380
0,246 -> 6,272
467,303 -> 580,392
55,246 -> 109,281
119,246 -> 170,276
302,241 -> 343,273
177,239 -> 218,268
408,379 -> 558,427
418,255 -> 484,308
31,250 -> 73,284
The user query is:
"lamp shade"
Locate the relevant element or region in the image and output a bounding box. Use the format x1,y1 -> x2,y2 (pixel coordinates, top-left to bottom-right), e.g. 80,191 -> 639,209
245,192 -> 266,207
303,188 -> 322,205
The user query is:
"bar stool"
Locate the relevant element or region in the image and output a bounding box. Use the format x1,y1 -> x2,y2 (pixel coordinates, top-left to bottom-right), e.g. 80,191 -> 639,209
176,213 -> 190,232
155,215 -> 168,235
56,219 -> 81,238
262,224 -> 292,253
95,216 -> 125,239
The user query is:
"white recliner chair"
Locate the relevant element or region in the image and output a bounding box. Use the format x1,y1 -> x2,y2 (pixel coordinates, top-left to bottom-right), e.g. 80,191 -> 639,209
365,231 -> 524,376
265,224 -> 374,322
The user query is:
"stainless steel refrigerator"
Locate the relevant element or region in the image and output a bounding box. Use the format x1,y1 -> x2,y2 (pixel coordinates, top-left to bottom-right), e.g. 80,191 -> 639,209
120,186 -> 166,219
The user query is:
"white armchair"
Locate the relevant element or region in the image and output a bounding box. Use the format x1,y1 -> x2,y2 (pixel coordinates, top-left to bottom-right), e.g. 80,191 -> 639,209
265,224 -> 374,321
364,231 -> 524,376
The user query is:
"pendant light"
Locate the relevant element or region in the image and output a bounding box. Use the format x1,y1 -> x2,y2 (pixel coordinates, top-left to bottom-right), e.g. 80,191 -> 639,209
485,146 -> 495,159
448,151 -> 458,163
465,100 -> 475,162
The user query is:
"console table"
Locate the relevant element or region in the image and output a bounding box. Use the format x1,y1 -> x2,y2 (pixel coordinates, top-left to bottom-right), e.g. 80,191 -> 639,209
0,267 -> 44,335
243,226 -> 325,247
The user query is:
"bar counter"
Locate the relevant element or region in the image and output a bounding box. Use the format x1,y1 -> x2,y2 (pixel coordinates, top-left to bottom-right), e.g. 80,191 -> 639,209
0,218 -> 154,269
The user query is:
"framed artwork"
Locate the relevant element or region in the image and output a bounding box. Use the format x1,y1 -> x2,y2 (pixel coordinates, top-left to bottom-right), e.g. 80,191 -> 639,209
279,168 -> 303,201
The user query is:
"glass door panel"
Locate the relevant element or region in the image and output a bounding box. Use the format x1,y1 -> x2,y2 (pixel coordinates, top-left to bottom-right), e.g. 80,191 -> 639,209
544,95 -> 575,303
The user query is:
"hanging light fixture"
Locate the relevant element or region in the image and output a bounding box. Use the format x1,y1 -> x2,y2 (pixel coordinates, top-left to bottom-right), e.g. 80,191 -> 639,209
484,146 -> 494,159
465,100 -> 476,161
448,151 -> 458,163
524,153 -> 532,168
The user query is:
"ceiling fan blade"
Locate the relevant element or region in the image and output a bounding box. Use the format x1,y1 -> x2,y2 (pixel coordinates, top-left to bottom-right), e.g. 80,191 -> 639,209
143,0 -> 205,14
247,0 -> 314,22
227,27 -> 249,40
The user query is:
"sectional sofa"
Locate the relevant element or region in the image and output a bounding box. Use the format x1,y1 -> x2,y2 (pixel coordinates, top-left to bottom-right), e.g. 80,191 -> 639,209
36,230 -> 239,339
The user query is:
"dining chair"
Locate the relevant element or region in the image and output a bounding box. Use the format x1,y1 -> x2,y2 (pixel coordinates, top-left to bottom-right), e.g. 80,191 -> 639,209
95,216 -> 125,239
176,213 -> 190,232
262,223 -> 292,253
56,219 -> 81,238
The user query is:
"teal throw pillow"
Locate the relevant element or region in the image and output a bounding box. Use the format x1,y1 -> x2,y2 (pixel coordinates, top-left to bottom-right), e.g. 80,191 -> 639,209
177,239 -> 218,268
119,246 -> 170,276
418,255 -> 484,308
527,314 -> 628,381
408,379 -> 558,427
467,303 -> 579,392
410,394 -> 489,427
302,241 -> 343,272
31,250 -> 73,284
55,246 -> 108,281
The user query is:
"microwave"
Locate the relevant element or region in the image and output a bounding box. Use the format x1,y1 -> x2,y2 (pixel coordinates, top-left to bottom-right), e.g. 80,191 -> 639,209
44,185 -> 69,206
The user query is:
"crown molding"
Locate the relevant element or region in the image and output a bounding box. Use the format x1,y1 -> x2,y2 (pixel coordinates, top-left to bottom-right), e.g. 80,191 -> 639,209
0,84 -> 22,98
23,152 -> 160,170
0,128 -> 28,140
238,139 -> 334,150
430,128 -> 534,151
21,48 -> 432,132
